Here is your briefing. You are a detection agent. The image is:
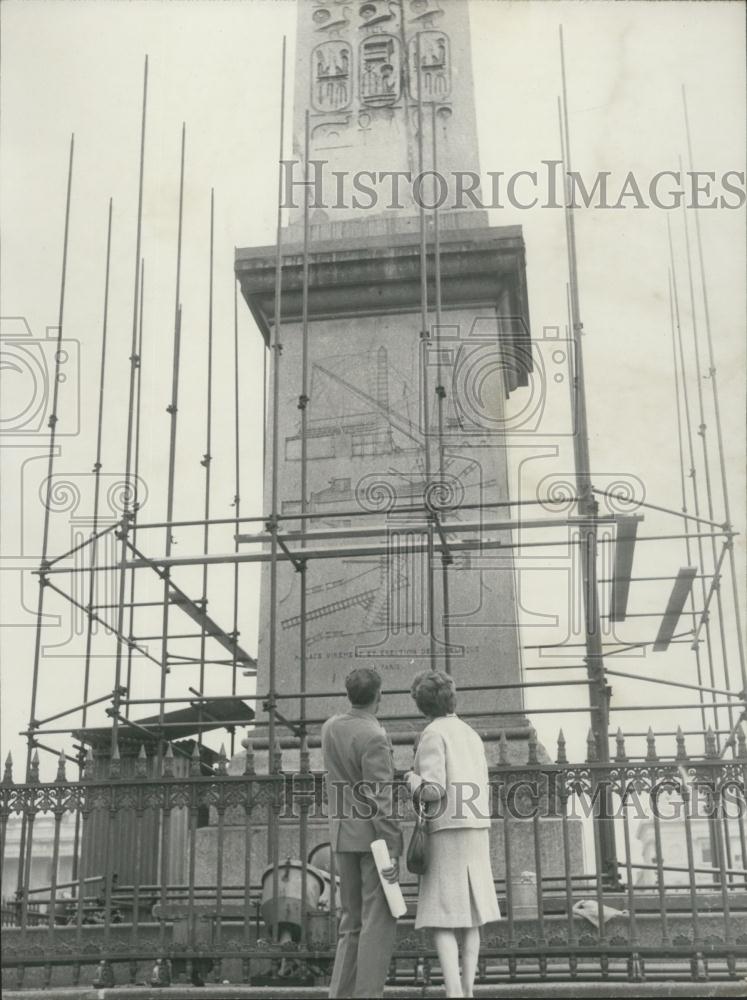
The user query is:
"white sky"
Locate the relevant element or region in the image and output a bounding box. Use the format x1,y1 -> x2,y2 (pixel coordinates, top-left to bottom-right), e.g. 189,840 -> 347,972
1,0 -> 745,775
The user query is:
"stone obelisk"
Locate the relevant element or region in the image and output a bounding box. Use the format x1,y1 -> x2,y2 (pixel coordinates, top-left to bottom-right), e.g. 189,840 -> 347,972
236,0 -> 534,756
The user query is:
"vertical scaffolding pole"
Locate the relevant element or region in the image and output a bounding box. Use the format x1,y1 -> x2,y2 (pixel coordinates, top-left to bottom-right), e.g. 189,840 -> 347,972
678,194 -> 732,741
26,134 -> 75,767
667,266 -> 708,737
415,31 -> 437,667
668,221 -> 720,736
82,198 -> 113,730
431,102 -> 451,674
268,36 -> 286,771
298,107 -> 312,947
230,271 -> 241,757
267,36 -> 287,940
682,87 -> 747,694
112,57 -> 148,754
197,190 -> 215,747
157,123 -> 186,761
125,256 -> 146,713
558,27 -> 616,882
72,195 -> 113,886
20,133 -> 75,900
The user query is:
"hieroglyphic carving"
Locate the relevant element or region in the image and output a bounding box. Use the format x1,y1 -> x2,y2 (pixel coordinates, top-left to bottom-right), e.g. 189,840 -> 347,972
408,0 -> 444,25
358,0 -> 397,29
311,2 -> 352,36
409,30 -> 450,100
359,34 -> 401,106
312,41 -> 352,111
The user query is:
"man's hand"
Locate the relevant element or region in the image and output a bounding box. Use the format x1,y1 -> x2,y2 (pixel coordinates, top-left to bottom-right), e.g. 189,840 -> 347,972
380,856 -> 400,884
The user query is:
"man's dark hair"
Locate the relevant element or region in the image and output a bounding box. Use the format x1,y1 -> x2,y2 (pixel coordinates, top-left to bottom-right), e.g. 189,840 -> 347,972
345,667 -> 382,707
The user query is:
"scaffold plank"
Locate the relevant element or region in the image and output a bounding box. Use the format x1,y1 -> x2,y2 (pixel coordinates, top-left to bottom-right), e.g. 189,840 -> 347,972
609,516 -> 639,622
653,566 -> 698,651
169,592 -> 256,668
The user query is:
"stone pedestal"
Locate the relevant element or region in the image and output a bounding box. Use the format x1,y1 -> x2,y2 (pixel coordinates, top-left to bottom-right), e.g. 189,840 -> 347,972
193,742 -> 585,909
236,220 -> 532,735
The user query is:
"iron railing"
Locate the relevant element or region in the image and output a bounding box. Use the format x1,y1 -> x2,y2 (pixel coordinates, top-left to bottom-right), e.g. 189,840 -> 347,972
1,736 -> 746,990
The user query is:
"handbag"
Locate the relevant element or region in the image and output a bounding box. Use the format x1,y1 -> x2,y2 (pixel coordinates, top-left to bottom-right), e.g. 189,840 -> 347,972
406,785 -> 430,875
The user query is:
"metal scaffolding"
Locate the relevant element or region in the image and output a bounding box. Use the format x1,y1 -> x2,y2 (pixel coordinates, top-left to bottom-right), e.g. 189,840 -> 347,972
9,23 -> 747,920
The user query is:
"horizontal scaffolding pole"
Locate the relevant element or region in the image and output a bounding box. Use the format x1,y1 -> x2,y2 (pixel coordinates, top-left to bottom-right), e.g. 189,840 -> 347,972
118,678 -> 588,707
598,574 -> 711,583
45,521 -> 119,568
31,690 -> 124,728
130,494 -> 585,532
591,487 -> 727,531
168,657 -> 257,670
236,513 -> 624,546
610,701 -> 735,712
602,610 -> 704,619
92,600 -> 167,610
524,630 -> 695,652
604,668 -> 745,700
36,529 -> 729,575
20,705 -> 594,738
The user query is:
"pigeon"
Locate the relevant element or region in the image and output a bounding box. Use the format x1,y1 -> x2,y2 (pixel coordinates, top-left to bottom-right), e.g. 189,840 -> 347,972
572,899 -> 630,928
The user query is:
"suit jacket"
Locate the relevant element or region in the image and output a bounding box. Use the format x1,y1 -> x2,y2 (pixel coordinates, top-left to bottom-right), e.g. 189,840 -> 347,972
406,715 -> 492,832
322,708 -> 403,856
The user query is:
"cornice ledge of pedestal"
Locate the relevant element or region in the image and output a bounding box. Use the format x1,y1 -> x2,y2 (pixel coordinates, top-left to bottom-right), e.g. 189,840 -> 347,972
235,218 -> 531,392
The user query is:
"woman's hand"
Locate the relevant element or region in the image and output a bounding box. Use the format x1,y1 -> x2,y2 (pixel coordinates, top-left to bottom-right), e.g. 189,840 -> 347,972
380,857 -> 400,884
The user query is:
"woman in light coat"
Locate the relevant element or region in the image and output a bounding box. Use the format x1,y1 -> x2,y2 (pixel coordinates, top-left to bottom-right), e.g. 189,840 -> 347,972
405,671 -> 500,998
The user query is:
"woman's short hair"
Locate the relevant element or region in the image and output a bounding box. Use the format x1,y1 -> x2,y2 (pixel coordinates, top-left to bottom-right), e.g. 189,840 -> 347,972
410,670 -> 457,718
345,667 -> 382,707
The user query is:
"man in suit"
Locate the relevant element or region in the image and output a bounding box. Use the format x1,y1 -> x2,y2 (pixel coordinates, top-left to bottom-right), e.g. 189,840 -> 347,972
321,667 -> 403,999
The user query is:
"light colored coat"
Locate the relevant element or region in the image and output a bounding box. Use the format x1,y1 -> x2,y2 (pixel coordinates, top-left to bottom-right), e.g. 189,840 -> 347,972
406,715 -> 492,831
321,708 -> 403,855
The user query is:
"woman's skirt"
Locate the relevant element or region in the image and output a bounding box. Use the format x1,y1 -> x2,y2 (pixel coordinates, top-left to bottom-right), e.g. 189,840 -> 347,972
414,827 -> 501,929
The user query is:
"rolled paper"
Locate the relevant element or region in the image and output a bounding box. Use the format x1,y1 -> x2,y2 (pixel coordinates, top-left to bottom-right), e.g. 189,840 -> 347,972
370,839 -> 407,919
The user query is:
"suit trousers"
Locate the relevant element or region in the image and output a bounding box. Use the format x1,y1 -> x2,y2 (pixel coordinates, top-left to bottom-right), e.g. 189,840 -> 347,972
328,851 -> 398,999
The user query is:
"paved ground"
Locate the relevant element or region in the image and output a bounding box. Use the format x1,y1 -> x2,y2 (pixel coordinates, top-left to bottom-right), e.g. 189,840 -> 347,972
3,982 -> 747,999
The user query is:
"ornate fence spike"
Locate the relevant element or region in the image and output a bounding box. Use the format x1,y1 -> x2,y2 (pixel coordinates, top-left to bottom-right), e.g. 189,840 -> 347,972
646,727 -> 658,763
499,730 -> 509,765
189,742 -> 202,776
109,740 -> 122,779
135,744 -> 149,778
81,747 -> 95,781
241,735 -> 255,775
586,728 -> 597,763
56,749 -> 67,783
556,729 -> 567,764
2,751 -> 13,785
528,727 -> 538,765
675,726 -> 688,762
737,724 -> 747,761
163,743 -> 175,777
704,725 -> 718,759
29,748 -> 40,783
217,743 -> 228,776
615,728 -> 628,762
